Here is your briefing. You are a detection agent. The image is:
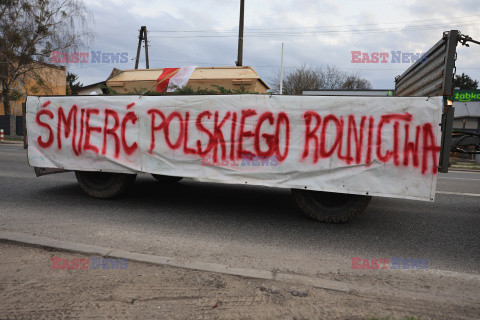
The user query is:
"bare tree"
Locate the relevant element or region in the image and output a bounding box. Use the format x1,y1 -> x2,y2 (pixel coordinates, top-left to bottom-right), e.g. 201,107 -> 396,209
269,64 -> 323,95
269,64 -> 372,95
0,0 -> 94,115
341,74 -> 373,90
322,65 -> 347,91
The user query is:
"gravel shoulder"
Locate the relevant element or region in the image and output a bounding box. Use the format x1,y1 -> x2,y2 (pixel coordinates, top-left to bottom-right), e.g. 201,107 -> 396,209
1,242 -> 479,320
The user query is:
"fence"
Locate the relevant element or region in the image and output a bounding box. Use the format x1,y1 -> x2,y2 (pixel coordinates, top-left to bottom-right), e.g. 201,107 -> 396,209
0,116 -> 10,136
15,116 -> 24,136
0,115 -> 24,138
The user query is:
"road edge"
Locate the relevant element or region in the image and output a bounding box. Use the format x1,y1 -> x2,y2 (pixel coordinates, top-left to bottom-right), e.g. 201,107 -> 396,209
3,230 -> 480,304
0,230 -> 350,293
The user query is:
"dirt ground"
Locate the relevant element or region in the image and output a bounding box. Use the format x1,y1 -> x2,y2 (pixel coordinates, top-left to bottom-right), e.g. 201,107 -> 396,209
0,241 -> 479,320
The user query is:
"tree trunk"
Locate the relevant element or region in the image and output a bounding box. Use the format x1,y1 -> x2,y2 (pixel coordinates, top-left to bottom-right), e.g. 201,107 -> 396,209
1,84 -> 11,116
2,88 -> 12,116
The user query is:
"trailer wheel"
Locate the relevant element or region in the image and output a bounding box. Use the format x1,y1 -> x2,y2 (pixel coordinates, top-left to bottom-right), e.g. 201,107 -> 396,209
75,171 -> 136,199
152,174 -> 183,183
291,189 -> 371,223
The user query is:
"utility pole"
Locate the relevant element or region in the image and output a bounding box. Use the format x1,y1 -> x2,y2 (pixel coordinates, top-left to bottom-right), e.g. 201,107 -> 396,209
236,0 -> 245,66
135,26 -> 150,69
280,43 -> 284,94
144,26 -> 149,69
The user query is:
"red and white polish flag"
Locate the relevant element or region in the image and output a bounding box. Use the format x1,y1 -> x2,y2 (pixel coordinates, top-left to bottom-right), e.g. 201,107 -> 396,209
156,66 -> 197,92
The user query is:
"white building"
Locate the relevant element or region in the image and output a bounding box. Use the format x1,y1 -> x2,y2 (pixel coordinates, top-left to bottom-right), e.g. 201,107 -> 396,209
453,101 -> 480,133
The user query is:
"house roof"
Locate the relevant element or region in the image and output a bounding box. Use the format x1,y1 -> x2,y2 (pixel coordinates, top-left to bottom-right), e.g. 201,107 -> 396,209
303,89 -> 394,96
79,81 -> 105,90
36,60 -> 66,71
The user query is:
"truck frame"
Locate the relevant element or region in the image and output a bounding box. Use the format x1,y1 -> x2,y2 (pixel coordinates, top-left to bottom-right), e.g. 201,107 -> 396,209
24,30 -> 480,223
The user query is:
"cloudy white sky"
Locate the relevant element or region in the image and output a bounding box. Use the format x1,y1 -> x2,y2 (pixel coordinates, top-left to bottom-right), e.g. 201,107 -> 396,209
68,0 -> 480,90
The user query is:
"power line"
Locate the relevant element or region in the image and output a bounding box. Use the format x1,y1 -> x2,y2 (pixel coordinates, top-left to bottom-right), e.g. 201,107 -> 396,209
134,61 -> 480,71
148,21 -> 479,38
149,14 -> 480,33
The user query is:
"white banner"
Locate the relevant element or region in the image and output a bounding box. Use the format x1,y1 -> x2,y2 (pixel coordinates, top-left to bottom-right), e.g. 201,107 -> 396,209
26,95 -> 443,201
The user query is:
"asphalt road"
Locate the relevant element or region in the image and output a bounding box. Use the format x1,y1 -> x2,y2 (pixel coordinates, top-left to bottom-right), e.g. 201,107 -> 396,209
1,143 -> 479,278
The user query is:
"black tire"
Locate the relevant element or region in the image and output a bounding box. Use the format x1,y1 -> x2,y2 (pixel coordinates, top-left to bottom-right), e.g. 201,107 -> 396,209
291,189 -> 371,223
152,174 -> 183,183
75,171 -> 136,199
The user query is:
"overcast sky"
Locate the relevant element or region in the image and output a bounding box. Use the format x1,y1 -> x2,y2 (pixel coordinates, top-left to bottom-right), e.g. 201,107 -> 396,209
67,0 -> 480,90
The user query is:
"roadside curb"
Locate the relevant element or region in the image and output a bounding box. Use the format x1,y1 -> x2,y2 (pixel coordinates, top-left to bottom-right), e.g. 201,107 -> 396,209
3,230 -> 479,303
0,231 -> 350,293
0,141 -> 23,145
449,168 -> 480,172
